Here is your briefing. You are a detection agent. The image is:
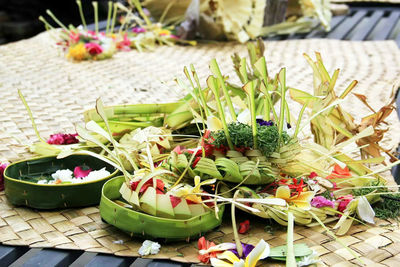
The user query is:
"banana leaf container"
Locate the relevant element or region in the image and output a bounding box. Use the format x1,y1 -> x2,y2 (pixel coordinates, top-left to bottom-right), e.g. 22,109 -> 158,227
4,154 -> 118,209
100,176 -> 225,241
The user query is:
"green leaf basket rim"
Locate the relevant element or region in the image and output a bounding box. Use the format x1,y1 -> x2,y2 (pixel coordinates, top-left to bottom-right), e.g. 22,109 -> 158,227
4,154 -> 119,187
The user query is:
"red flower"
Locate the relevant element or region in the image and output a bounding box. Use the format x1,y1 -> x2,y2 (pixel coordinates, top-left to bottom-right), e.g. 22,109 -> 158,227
337,195 -> 353,215
69,32 -> 80,43
278,178 -> 305,197
130,178 -> 165,194
198,237 -> 217,264
326,164 -> 352,179
0,163 -> 8,191
309,172 -> 318,178
238,220 -> 250,234
85,42 -> 103,55
116,34 -> 131,51
192,157 -> 201,168
172,146 -> 184,154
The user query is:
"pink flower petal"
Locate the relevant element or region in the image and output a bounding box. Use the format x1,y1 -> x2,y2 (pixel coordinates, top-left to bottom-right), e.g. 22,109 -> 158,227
74,166 -> 92,178
47,133 -> 79,145
84,43 -> 103,55
311,196 -> 335,208
0,163 -> 8,191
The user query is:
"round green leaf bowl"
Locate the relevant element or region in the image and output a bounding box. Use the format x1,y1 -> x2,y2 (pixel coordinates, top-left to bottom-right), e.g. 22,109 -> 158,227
4,154 -> 118,209
100,176 -> 225,241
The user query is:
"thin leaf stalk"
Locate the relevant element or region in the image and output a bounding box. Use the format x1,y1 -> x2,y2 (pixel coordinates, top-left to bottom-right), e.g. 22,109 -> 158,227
38,16 -> 54,30
76,0 -> 87,30
18,90 -> 46,143
244,80 -> 258,149
232,190 -> 243,258
92,2 -> 99,34
46,10 -> 68,31
294,100 -> 309,138
105,1 -> 112,34
207,76 -> 234,149
278,68 -> 286,139
286,212 -> 296,267
130,0 -> 152,26
191,64 -> 211,117
110,3 -> 118,33
210,59 -> 237,121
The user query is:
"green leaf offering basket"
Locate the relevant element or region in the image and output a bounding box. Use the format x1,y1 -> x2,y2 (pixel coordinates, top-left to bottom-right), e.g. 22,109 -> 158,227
4,154 -> 118,209
100,176 -> 225,241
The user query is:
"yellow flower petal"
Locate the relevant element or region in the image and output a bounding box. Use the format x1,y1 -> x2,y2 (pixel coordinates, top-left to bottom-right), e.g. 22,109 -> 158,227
217,251 -> 240,263
291,200 -> 312,210
289,191 -> 314,210
275,186 -> 291,200
290,191 -> 315,202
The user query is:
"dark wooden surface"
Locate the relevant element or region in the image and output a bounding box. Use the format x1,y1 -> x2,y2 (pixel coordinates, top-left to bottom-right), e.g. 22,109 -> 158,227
2,4 -> 400,267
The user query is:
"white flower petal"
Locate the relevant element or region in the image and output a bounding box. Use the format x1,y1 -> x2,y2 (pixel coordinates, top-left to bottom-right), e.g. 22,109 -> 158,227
237,109 -> 251,125
210,258 -> 235,267
199,243 -> 237,255
357,196 -> 375,224
138,240 -> 161,256
207,115 -> 223,131
233,259 -> 245,267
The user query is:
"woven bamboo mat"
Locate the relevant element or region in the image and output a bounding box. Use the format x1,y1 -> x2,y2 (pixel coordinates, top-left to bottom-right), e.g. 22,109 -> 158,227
0,31 -> 400,265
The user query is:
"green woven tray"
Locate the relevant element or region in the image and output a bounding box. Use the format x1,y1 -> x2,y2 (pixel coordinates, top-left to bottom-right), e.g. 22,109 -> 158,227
4,154 -> 118,209
100,176 -> 225,241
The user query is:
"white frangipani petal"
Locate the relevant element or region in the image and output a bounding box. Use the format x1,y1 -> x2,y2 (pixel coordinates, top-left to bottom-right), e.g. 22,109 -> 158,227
237,109 -> 251,125
207,115 -> 223,131
357,196 -> 375,224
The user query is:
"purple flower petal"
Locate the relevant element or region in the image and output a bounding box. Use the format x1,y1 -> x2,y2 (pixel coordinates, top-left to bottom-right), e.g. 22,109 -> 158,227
256,119 -> 274,127
229,243 -> 255,259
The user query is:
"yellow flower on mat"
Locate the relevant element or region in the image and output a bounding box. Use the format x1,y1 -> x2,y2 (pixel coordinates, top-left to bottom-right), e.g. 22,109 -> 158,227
67,43 -> 87,61
275,186 -> 315,210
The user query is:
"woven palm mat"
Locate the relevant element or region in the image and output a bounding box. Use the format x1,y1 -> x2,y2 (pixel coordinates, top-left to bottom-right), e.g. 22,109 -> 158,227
1,31 -> 400,265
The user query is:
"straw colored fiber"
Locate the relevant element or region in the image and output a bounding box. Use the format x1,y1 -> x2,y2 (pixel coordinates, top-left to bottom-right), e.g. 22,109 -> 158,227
0,31 -> 400,265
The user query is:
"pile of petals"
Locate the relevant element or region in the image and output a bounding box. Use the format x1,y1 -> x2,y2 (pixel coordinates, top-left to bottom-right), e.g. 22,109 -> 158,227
37,166 -> 110,184
115,25 -> 188,52
57,28 -> 116,61
197,237 -> 318,266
